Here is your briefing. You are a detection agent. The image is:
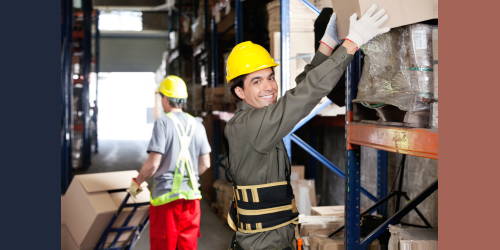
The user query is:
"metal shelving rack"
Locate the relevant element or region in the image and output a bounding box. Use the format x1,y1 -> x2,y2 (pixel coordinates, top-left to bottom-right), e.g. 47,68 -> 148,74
280,1 -> 438,249
61,0 -> 74,193
61,0 -> 99,187
343,53 -> 438,250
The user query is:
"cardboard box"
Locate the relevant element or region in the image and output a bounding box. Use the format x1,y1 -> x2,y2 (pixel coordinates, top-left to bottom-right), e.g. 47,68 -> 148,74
61,171 -> 150,250
309,236 -> 379,250
400,240 -> 437,250
62,223 -> 80,250
269,31 -> 315,92
388,225 -> 437,250
311,206 -> 344,216
267,0 -> 318,32
291,179 -> 317,215
204,86 -> 236,111
213,179 -> 234,220
331,0 -> 438,38
291,165 -> 305,181
299,215 -> 344,237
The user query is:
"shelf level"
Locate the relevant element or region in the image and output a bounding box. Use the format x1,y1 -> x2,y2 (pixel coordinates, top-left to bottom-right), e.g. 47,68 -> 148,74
347,122 -> 438,159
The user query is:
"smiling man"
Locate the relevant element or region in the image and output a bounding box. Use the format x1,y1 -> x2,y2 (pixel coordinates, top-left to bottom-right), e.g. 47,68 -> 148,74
223,5 -> 390,249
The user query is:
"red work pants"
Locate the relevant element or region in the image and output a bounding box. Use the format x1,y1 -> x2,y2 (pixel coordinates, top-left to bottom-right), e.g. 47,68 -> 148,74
149,199 -> 201,250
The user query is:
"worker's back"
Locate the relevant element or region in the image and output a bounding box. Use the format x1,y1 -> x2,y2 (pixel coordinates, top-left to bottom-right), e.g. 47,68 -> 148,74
148,111 -> 211,200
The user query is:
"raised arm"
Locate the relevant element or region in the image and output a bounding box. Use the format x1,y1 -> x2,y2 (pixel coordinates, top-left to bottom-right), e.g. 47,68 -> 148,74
245,4 -> 389,152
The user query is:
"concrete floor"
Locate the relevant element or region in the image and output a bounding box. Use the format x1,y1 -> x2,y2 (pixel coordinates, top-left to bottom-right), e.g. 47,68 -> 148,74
80,139 -> 233,250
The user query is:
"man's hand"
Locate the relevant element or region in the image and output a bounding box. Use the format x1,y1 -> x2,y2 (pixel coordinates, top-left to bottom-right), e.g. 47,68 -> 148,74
319,12 -> 340,50
128,178 -> 143,198
345,4 -> 390,48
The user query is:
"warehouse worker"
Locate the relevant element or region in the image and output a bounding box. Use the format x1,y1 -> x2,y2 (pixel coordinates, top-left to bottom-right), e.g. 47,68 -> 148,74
224,4 -> 390,250
128,75 -> 211,250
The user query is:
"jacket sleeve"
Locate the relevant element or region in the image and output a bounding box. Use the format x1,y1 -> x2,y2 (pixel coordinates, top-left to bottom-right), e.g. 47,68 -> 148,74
294,50 -> 329,85
245,46 -> 353,153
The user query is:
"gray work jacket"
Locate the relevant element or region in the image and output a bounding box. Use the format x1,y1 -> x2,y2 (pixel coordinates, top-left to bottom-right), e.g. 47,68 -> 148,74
224,46 -> 353,250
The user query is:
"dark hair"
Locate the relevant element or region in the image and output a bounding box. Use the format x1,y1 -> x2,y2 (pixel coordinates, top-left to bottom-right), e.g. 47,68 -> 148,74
159,93 -> 186,108
229,74 -> 247,100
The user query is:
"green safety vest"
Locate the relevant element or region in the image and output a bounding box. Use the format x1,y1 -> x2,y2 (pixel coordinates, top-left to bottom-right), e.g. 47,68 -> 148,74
150,112 -> 202,206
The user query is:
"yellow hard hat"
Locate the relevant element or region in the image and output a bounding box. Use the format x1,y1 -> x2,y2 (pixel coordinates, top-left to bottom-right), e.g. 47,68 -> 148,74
157,75 -> 188,99
226,41 -> 279,82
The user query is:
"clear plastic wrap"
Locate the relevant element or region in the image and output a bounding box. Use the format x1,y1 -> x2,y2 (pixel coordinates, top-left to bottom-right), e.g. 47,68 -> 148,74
354,24 -> 436,112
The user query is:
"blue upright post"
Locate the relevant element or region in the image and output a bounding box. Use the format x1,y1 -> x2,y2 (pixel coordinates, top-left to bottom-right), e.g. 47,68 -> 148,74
346,149 -> 361,249
280,0 -> 292,158
345,52 -> 362,249
235,0 -> 243,44
377,150 -> 389,217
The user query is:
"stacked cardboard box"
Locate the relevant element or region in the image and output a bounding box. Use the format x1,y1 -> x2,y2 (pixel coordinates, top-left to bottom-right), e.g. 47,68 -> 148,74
309,236 -> 380,250
204,86 -> 236,112
267,0 -> 317,92
267,0 -> 318,33
61,171 -> 150,250
292,178 -> 317,215
187,84 -> 204,114
388,225 -> 437,250
311,205 -> 344,216
212,179 -> 234,221
400,240 -> 438,250
299,214 -> 344,238
291,165 -> 305,181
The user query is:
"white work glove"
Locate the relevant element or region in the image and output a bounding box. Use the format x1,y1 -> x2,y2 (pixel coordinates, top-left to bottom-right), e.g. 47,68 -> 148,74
345,4 -> 390,48
128,178 -> 143,198
320,13 -> 341,49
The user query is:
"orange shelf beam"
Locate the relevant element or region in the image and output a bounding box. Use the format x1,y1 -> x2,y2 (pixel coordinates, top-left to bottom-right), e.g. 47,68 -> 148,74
347,122 -> 438,159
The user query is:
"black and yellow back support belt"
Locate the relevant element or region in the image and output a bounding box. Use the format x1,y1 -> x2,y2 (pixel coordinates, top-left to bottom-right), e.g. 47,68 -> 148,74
227,181 -> 299,234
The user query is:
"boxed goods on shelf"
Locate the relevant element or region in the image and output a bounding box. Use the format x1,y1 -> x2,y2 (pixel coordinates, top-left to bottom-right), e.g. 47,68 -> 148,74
388,224 -> 437,250
353,24 -> 437,127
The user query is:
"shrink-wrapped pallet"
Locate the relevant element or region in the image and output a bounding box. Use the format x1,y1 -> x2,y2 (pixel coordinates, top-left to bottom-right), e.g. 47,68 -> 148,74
354,24 -> 436,113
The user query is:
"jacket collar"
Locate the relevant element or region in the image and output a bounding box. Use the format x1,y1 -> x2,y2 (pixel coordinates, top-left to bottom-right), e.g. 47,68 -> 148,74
237,101 -> 253,111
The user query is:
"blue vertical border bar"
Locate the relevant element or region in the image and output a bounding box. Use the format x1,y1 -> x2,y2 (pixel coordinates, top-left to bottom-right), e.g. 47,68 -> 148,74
281,0 -> 292,158
235,0 -> 243,44
377,150 -> 389,217
345,52 -> 362,249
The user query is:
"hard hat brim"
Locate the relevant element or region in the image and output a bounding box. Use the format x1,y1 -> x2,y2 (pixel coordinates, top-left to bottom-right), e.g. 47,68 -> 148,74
226,62 -> 279,82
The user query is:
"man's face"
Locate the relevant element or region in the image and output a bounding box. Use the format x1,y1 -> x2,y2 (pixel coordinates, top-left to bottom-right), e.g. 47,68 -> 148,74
235,68 -> 278,109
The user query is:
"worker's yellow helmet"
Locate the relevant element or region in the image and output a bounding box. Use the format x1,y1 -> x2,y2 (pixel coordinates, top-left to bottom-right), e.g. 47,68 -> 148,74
225,41 -> 279,82
157,75 -> 188,99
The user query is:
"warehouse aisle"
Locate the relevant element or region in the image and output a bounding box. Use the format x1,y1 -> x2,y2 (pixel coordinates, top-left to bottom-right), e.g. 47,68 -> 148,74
79,139 -> 148,174
133,199 -> 233,250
